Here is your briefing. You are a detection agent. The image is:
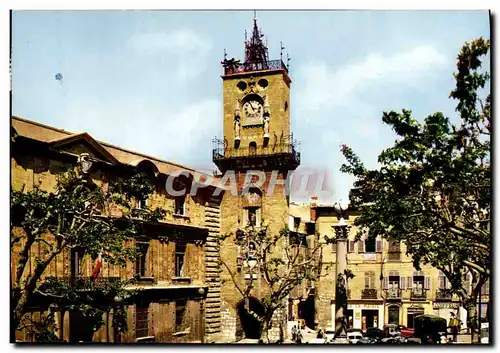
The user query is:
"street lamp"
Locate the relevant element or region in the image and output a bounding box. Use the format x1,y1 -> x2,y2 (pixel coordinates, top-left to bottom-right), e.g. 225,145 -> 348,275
331,201 -> 350,343
247,256 -> 258,271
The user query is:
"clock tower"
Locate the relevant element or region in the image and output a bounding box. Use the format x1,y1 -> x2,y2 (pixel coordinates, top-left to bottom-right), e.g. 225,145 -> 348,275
213,16 -> 301,342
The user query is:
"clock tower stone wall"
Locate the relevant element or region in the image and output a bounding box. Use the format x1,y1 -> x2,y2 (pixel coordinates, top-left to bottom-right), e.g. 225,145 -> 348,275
213,17 -> 300,342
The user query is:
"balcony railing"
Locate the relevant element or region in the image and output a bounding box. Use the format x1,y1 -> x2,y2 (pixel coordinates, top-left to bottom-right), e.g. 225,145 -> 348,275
411,288 -> 427,301
361,288 -> 378,299
212,138 -> 301,170
58,276 -> 122,291
223,59 -> 289,75
435,290 -> 453,301
386,288 -> 401,300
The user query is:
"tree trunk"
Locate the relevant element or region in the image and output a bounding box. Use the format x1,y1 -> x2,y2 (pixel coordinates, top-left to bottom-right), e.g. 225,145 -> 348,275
12,248 -> 61,336
259,309 -> 274,343
464,298 -> 478,343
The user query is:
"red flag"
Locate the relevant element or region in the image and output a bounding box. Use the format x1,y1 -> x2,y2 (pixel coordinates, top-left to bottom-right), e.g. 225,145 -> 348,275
92,251 -> 103,278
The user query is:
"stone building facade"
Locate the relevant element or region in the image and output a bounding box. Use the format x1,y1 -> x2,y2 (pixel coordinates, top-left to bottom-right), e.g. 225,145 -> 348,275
299,199 -> 490,331
11,116 -> 224,343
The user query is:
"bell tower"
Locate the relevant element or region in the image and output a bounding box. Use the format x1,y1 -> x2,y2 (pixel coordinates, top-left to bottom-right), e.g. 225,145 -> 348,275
213,15 -> 301,342
214,16 -> 299,172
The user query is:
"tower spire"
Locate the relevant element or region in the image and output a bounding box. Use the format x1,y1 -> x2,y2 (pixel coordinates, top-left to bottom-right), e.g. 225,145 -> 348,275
244,11 -> 269,70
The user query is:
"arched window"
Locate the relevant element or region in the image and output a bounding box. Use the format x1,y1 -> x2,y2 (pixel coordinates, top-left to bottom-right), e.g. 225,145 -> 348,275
249,141 -> 257,155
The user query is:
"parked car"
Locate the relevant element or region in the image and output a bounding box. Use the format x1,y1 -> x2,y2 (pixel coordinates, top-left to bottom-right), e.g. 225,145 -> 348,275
383,324 -> 401,338
356,337 -> 376,344
365,327 -> 383,341
399,325 -> 415,337
347,331 -> 364,344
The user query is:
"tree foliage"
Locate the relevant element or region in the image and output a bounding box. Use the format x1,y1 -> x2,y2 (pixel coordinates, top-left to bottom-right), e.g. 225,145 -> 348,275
340,38 -> 490,341
219,224 -> 328,342
11,167 -> 166,341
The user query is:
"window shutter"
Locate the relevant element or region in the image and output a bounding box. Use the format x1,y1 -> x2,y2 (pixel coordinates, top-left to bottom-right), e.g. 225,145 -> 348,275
482,281 -> 490,295
425,276 -> 431,290
256,208 -> 262,227
439,276 -> 445,290
348,241 -> 355,253
407,276 -> 413,289
243,209 -> 249,227
376,240 -> 382,253
382,276 -> 388,290
445,278 -> 452,290
400,277 -> 406,290
358,240 -> 365,253
365,273 -> 370,288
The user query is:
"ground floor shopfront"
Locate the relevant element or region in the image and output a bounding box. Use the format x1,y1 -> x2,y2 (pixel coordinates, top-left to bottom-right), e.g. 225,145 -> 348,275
331,302 -> 385,330
330,301 -> 439,330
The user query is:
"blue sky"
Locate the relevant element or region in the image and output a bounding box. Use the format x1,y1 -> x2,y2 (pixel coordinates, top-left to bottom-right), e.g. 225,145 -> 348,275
11,10 -> 490,203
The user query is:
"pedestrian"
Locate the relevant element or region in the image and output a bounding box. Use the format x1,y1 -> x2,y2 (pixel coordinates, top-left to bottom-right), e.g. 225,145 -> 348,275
317,329 -> 324,339
297,330 -> 303,344
291,325 -> 297,342
449,312 -> 459,342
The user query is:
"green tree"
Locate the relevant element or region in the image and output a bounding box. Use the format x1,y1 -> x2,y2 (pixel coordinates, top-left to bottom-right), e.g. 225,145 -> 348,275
11,166 -> 166,341
219,224 -> 327,342
340,38 -> 490,342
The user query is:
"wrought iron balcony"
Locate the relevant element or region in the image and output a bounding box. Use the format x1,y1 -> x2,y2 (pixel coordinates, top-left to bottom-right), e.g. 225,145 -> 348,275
435,290 -> 453,301
212,137 -> 301,171
59,276 -> 122,291
411,289 -> 427,301
361,288 -> 378,299
223,59 -> 289,76
386,288 -> 401,300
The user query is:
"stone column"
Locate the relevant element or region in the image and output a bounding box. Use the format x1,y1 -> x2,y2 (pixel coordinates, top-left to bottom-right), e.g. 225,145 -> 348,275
333,217 -> 349,342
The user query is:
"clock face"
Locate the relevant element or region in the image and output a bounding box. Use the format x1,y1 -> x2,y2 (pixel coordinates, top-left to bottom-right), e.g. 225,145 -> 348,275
243,100 -> 263,119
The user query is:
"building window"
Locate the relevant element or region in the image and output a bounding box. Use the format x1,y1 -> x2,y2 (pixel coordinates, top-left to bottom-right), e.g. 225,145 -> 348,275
481,280 -> 490,295
412,275 -> 425,297
348,240 -> 355,253
365,236 -> 376,253
244,207 -> 260,227
249,141 -> 257,155
136,304 -> 149,339
365,271 -> 376,289
175,299 -> 188,332
175,242 -> 186,277
388,241 -> 401,261
137,196 -> 149,209
70,248 -> 85,277
175,196 -> 186,216
135,241 -> 149,277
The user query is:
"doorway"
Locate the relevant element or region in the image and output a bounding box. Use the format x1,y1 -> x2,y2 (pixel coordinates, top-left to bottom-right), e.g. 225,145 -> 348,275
407,309 -> 424,329
362,309 -> 378,330
69,311 -> 95,343
237,297 -> 266,339
388,306 -> 400,325
347,309 -> 354,328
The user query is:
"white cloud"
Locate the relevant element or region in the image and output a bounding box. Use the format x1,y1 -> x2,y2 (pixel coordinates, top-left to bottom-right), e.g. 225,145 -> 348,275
127,29 -> 213,80
296,45 -> 447,112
